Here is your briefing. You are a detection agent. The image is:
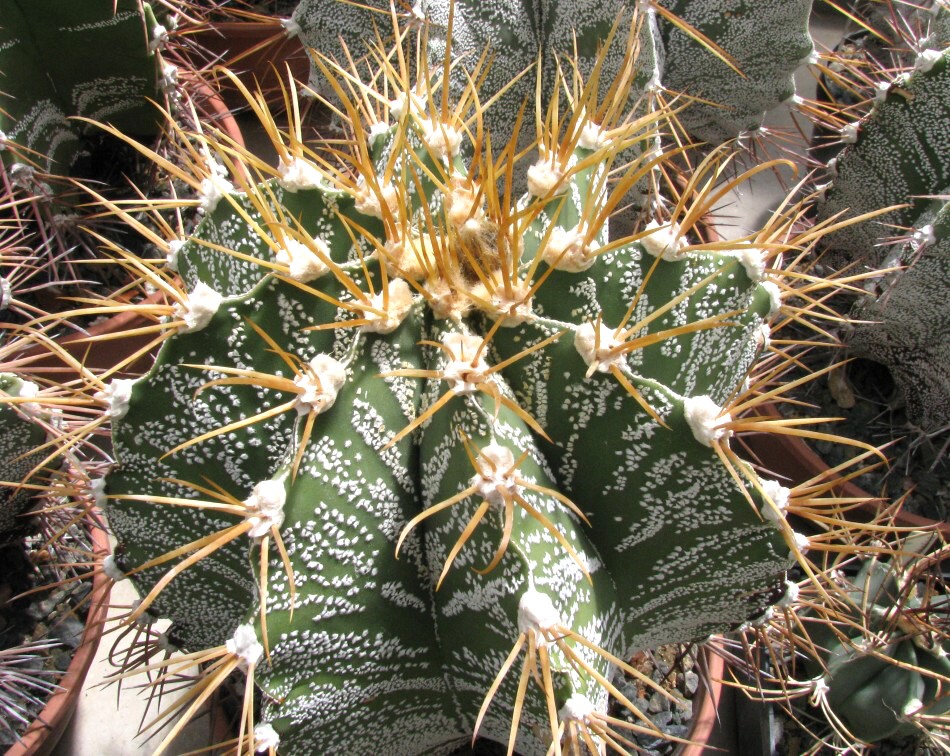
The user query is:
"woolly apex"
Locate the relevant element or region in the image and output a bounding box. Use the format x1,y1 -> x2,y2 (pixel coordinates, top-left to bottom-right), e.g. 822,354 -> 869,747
294,355 -> 348,415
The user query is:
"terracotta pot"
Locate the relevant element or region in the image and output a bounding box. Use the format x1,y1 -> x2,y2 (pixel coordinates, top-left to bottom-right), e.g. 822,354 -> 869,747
677,648 -> 735,756
5,516 -> 111,756
187,21 -> 310,111
742,404 -> 949,536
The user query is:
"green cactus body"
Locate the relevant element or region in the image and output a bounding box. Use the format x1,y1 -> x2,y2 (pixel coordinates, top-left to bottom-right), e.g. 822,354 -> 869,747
807,547 -> 950,745
0,0 -> 164,172
0,375 -> 51,542
817,47 -> 950,263
657,0 -> 814,141
102,17 -> 805,755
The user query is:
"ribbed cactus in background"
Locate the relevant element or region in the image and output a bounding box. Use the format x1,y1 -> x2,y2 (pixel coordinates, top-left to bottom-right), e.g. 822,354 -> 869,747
813,6 -> 950,431
0,0 -> 166,172
93,8 -> 875,756
290,0 -> 814,151
0,375 -> 50,542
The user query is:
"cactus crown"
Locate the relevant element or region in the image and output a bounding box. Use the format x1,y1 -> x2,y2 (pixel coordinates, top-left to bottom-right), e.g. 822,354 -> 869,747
84,5 -> 893,755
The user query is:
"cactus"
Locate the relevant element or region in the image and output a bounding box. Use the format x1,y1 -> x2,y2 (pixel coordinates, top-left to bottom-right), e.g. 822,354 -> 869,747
0,0 -> 167,173
812,8 -> 950,431
290,0 -> 814,151
798,533 -> 950,748
88,9 -> 887,755
0,375 -> 51,542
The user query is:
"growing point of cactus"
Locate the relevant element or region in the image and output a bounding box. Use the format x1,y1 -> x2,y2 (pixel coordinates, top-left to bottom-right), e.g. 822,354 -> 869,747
94,10 -> 879,754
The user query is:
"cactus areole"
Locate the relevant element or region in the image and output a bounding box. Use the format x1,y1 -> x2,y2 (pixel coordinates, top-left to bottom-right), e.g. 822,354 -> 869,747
102,11 -> 803,755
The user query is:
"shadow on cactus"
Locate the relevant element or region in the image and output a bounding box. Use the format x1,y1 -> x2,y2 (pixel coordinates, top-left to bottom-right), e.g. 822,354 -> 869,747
85,7 -> 893,755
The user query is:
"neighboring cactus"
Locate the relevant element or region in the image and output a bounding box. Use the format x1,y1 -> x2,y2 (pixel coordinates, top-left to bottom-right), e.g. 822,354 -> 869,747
83,10 -> 893,754
0,375 -> 50,542
290,0 -> 814,151
800,533 -> 950,748
812,8 -> 950,431
0,0 -> 166,173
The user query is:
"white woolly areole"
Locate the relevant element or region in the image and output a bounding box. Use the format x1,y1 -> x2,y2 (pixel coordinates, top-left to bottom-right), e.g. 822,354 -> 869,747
470,279 -> 534,326
166,239 -> 184,272
792,531 -> 810,556
778,580 -> 800,608
420,119 -> 462,160
840,122 -> 860,144
761,280 -> 782,315
244,479 -> 287,538
526,159 -> 564,198
577,122 -> 605,150
102,555 -> 126,582
913,224 -> 936,249
915,48 -> 942,73
760,479 -> 790,522
280,17 -> 301,37
360,279 -> 413,334
198,162 -> 233,214
278,156 -> 323,192
294,354 -> 347,415
559,694 -> 596,723
226,624 -> 263,670
441,332 -> 490,394
368,121 -> 390,142
354,181 -> 398,219
684,395 -> 732,447
517,588 -> 562,645
732,247 -> 766,281
0,276 -> 10,310
95,378 -> 136,420
641,220 -> 687,261
472,444 -> 518,507
755,323 -> 771,349
254,723 -> 280,751
574,322 -> 624,373
543,224 -> 598,272
89,478 -> 107,508
276,236 -> 330,283
174,282 -> 223,333
874,80 -> 891,102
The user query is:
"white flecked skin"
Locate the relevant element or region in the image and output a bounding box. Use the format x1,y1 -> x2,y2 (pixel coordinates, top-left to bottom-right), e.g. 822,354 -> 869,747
103,9 -> 807,755
0,1 -> 164,172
